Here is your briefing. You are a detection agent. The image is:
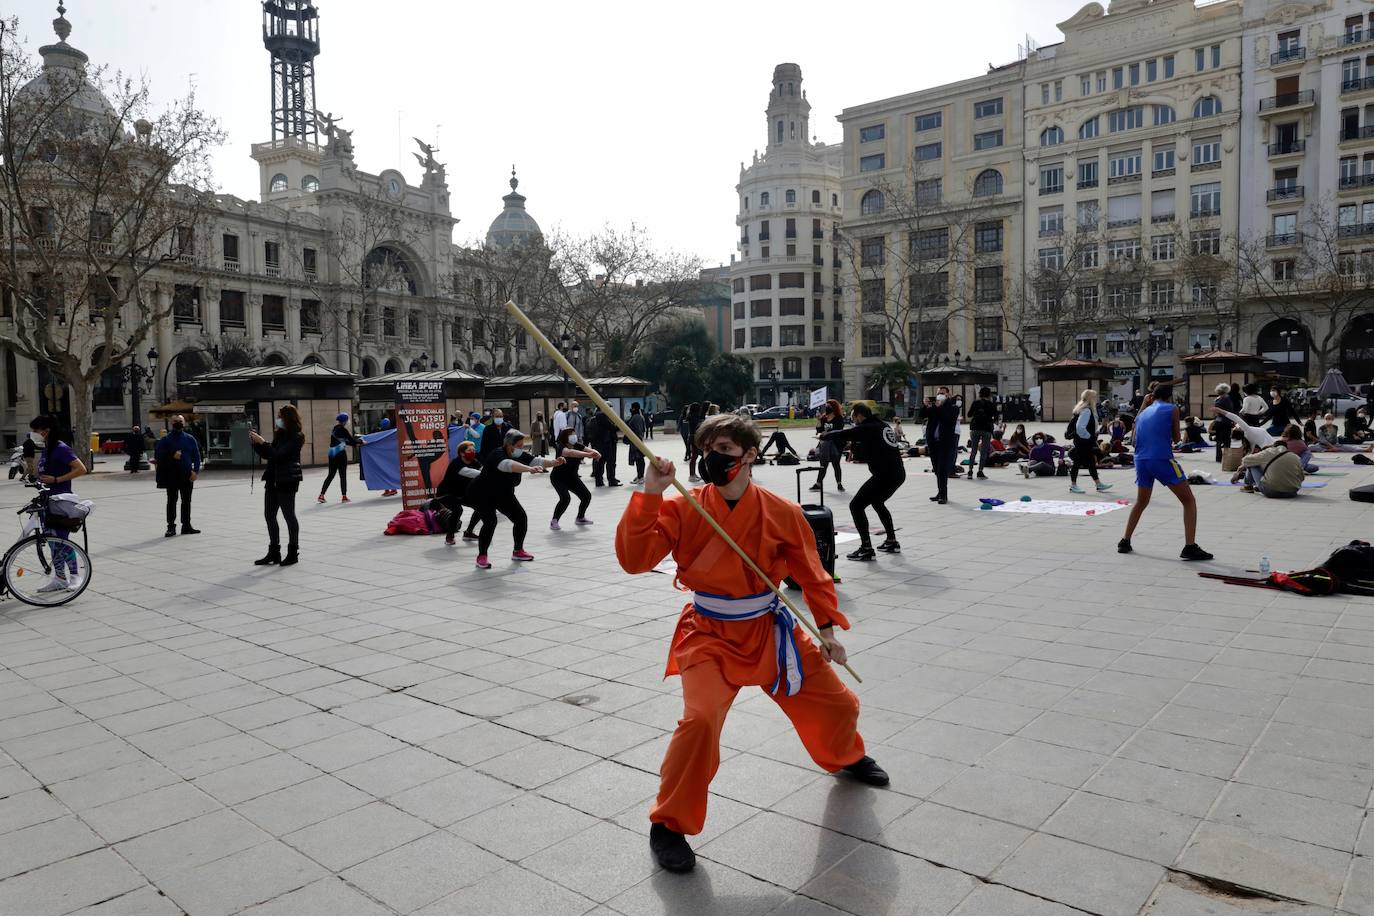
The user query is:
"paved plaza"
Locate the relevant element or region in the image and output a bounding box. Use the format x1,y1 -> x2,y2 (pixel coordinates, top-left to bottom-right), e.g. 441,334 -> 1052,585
1,435 -> 1373,915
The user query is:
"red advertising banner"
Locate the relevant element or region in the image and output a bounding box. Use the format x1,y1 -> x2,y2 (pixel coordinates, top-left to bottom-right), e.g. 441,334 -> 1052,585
394,380 -> 450,509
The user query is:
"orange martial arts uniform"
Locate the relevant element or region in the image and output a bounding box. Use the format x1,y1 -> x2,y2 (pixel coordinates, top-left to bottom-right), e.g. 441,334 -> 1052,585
615,482 -> 865,837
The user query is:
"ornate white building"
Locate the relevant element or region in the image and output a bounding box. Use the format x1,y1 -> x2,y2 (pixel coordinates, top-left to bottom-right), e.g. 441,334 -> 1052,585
0,1 -> 542,443
729,64 -> 846,407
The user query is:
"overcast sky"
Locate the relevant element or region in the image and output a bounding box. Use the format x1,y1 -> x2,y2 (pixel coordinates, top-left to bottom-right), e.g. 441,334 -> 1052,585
12,0 -> 1088,263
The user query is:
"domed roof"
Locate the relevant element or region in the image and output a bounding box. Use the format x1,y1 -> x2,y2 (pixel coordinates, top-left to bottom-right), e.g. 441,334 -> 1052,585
12,5 -> 116,135
485,168 -> 542,248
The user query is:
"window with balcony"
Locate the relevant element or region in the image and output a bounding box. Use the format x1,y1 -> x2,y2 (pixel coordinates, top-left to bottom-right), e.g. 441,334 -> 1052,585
861,279 -> 886,313
751,326 -> 773,348
1153,146 -> 1176,175
1193,138 -> 1221,167
975,317 -> 1003,352
1149,280 -> 1176,306
1152,234 -> 1176,260
861,326 -> 885,358
974,97 -> 1003,118
1041,126 -> 1064,146
1191,181 -> 1221,217
1039,207 -> 1064,237
1078,160 -> 1099,188
974,129 -> 1004,150
859,153 -> 886,172
1275,29 -> 1303,62
860,189 -> 884,215
302,247 -> 317,277
222,233 -> 239,267
1039,246 -> 1064,270
172,284 -> 200,324
1109,151 -> 1142,181
299,299 -> 320,335
219,289 -> 245,329
976,221 -> 1004,253
973,169 -> 1003,197
1107,284 -> 1141,309
975,266 -> 1003,303
1271,212 -> 1299,245
1079,116 -> 1099,140
915,142 -> 942,161
406,311 -> 421,339
1040,164 -> 1064,193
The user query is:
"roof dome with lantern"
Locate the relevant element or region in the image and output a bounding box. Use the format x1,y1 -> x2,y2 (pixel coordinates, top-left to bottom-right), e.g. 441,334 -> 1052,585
485,167 -> 542,249
11,4 -> 118,138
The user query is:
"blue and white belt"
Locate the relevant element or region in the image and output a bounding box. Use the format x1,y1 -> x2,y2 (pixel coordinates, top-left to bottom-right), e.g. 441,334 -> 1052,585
692,590 -> 803,697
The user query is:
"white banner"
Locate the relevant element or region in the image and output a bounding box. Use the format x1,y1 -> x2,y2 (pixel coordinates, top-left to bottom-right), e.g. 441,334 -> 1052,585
809,387 -> 827,409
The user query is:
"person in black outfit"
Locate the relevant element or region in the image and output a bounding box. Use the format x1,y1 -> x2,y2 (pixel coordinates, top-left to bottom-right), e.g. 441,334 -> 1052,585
249,404 -> 305,567
820,402 -> 905,560
588,410 -> 621,486
479,408 -> 508,457
318,412 -> 361,503
813,398 -> 845,492
684,403 -> 704,481
965,388 -> 998,480
627,403 -> 648,483
467,428 -> 562,569
549,427 -> 599,528
922,388 -> 959,503
435,440 -> 482,545
1211,384 -> 1235,463
124,425 -> 144,474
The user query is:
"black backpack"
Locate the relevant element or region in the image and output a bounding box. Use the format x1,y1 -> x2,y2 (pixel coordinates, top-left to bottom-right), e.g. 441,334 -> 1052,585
1323,541 -> 1374,588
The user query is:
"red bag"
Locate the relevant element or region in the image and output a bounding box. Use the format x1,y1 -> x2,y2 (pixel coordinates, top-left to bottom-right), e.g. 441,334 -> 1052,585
384,509 -> 436,535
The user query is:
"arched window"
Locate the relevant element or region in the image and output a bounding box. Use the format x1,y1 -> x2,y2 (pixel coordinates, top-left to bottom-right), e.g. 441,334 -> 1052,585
973,169 -> 1003,197
811,190 -> 820,204
1079,117 -> 1099,140
360,358 -> 378,378
860,190 -> 884,215
783,357 -> 802,379
269,173 -> 288,193
785,189 -> 796,204
384,358 -> 403,373
452,359 -> 465,371
760,191 -> 770,206
1153,105 -> 1176,126
1040,126 -> 1064,146
302,354 -> 322,366
831,193 -> 838,207
263,353 -> 287,366
1193,95 -> 1222,118
91,347 -> 123,408
301,175 -> 319,193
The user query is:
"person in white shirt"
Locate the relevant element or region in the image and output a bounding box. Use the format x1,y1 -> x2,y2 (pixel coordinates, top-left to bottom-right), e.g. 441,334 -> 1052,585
1213,409 -> 1275,449
552,402 -> 568,437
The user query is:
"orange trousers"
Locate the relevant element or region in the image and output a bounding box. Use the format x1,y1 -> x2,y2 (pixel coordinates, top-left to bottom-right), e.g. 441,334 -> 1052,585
649,637 -> 865,836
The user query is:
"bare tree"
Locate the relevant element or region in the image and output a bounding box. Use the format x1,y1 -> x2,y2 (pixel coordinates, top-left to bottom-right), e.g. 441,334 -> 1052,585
1005,224 -> 1119,364
451,234 -> 563,374
0,14 -> 223,449
1236,201 -> 1374,377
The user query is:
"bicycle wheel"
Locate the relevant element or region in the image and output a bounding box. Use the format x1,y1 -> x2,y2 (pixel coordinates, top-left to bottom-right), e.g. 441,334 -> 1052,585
3,533 -> 91,607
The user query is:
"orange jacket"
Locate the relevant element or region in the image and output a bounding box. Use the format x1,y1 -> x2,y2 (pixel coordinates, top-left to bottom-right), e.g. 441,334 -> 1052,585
616,483 -> 848,685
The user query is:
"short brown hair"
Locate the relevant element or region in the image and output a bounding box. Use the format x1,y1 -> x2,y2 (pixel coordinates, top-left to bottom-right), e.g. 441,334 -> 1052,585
695,413 -> 761,452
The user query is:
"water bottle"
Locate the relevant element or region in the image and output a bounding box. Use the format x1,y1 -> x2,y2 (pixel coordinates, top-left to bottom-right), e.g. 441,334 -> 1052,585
1259,555 -> 1272,576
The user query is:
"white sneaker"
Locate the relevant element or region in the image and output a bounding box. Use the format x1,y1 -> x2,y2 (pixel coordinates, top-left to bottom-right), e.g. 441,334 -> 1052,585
1069,484 -> 1085,494
37,576 -> 69,593
1096,482 -> 1113,492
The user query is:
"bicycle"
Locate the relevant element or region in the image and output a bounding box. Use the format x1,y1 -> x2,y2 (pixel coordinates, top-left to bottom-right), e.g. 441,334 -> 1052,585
0,482 -> 92,607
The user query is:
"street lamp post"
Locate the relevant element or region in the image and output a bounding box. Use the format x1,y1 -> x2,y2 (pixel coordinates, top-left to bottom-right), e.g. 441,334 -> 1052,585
766,367 -> 779,407
160,345 -> 220,409
557,332 -> 582,404
1279,328 -> 1299,380
122,347 -> 158,469
1126,318 -> 1173,390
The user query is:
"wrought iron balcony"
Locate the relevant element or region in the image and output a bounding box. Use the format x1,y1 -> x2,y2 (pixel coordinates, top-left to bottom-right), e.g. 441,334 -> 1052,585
1271,46 -> 1306,65
1265,231 -> 1303,248
1258,89 -> 1315,111
1266,185 -> 1304,201
1339,173 -> 1374,191
1343,76 -> 1374,95
1268,140 -> 1306,156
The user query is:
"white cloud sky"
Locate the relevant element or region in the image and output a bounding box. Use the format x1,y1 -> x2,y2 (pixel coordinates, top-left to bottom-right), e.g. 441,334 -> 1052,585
12,0 -> 1087,262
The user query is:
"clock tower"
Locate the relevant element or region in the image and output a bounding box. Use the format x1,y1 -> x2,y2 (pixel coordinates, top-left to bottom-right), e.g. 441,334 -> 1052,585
252,0 -> 324,202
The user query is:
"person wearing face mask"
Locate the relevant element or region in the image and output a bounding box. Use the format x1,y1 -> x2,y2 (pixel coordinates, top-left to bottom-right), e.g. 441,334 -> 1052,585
616,412 -> 887,874
479,407 -> 508,457
1021,433 -> 1068,477
467,428 -> 562,569
819,402 -> 906,558
435,441 -> 482,545
1264,387 -> 1298,436
154,414 -> 202,537
921,388 -> 960,504
248,405 -> 305,567
318,412 -> 361,503
29,416 -> 87,593
549,427 -> 599,529
464,412 -> 485,449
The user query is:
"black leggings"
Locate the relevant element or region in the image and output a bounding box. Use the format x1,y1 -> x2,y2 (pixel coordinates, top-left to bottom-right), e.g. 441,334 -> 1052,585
476,492 -> 528,555
817,450 -> 842,484
319,454 -> 348,496
552,475 -> 591,520
850,471 -> 904,545
1069,441 -> 1099,484
264,487 -> 299,548
437,493 -> 467,537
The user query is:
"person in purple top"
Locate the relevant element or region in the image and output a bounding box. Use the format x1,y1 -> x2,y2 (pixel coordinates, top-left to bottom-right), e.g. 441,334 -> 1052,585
1118,384 -> 1212,561
29,416 -> 87,593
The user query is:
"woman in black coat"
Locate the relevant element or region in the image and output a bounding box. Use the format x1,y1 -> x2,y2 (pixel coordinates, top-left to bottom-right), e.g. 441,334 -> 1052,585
249,404 -> 305,566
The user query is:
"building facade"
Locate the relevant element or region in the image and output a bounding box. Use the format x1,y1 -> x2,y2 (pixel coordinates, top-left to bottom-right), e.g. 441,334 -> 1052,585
838,63 -> 1027,403
0,2 -> 542,444
1020,0 -> 1244,401
729,64 -> 846,408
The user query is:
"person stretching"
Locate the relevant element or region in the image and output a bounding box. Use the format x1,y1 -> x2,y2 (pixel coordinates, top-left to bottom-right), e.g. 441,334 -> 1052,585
435,441 -> 482,545
319,412 -> 361,503
1120,383 -> 1213,561
467,428 -> 561,569
820,402 -> 905,560
1068,389 -> 1111,495
549,427 -> 599,529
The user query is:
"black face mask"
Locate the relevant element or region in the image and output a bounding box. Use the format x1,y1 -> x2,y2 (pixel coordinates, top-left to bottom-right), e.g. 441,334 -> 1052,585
702,450 -> 743,487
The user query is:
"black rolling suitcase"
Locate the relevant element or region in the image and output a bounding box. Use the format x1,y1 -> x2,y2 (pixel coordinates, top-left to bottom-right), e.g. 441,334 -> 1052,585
785,467 -> 838,588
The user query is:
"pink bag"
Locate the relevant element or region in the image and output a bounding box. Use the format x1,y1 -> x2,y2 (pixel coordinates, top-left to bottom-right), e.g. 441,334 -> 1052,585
384,509 -> 440,535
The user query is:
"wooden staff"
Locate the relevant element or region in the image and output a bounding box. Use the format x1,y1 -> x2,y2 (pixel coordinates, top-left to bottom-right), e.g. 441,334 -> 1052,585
504,300 -> 861,684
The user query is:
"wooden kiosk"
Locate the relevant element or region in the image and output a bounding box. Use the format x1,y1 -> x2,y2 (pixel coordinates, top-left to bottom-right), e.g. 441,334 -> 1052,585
188,365 -> 356,466
916,364 -> 999,419
1182,349 -> 1270,420
1037,358 -> 1117,422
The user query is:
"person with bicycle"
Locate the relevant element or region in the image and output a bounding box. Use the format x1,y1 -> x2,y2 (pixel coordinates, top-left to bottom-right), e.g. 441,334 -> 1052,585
29,416 -> 86,593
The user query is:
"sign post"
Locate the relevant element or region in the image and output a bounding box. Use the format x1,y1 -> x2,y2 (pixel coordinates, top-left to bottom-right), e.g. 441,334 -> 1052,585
394,380 -> 449,509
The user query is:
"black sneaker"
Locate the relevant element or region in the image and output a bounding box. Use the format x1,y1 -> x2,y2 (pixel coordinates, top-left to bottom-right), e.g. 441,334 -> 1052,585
649,823 -> 696,873
164,526 -> 176,538
846,546 -> 876,562
876,539 -> 901,553
1117,538 -> 1133,554
181,526 -> 201,535
976,472 -> 988,480
462,531 -> 479,541
1180,543 -> 1214,561
841,756 -> 890,787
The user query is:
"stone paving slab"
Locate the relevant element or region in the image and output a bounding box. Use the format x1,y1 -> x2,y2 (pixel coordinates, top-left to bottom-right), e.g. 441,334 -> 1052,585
0,433 -> 1372,914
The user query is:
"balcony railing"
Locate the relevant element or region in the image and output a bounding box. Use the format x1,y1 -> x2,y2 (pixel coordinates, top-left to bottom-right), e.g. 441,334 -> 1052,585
1340,126 -> 1374,142
1268,140 -> 1306,156
222,258 -> 241,272
1108,173 -> 1142,185
1339,173 -> 1374,191
1343,76 -> 1374,95
1077,178 -> 1099,190
1258,89 -> 1315,111
1266,231 -> 1303,248
91,240 -> 113,256
1271,46 -> 1306,65
1039,184 -> 1064,195
1337,221 -> 1374,238
1191,208 -> 1221,218
1266,185 -> 1305,201
1106,218 -> 1141,229
1191,160 -> 1222,172
264,265 -> 281,278
1345,29 -> 1366,46
1153,168 -> 1176,178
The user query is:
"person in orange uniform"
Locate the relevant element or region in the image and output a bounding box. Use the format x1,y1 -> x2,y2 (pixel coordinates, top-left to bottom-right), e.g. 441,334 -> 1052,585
615,412 -> 888,873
